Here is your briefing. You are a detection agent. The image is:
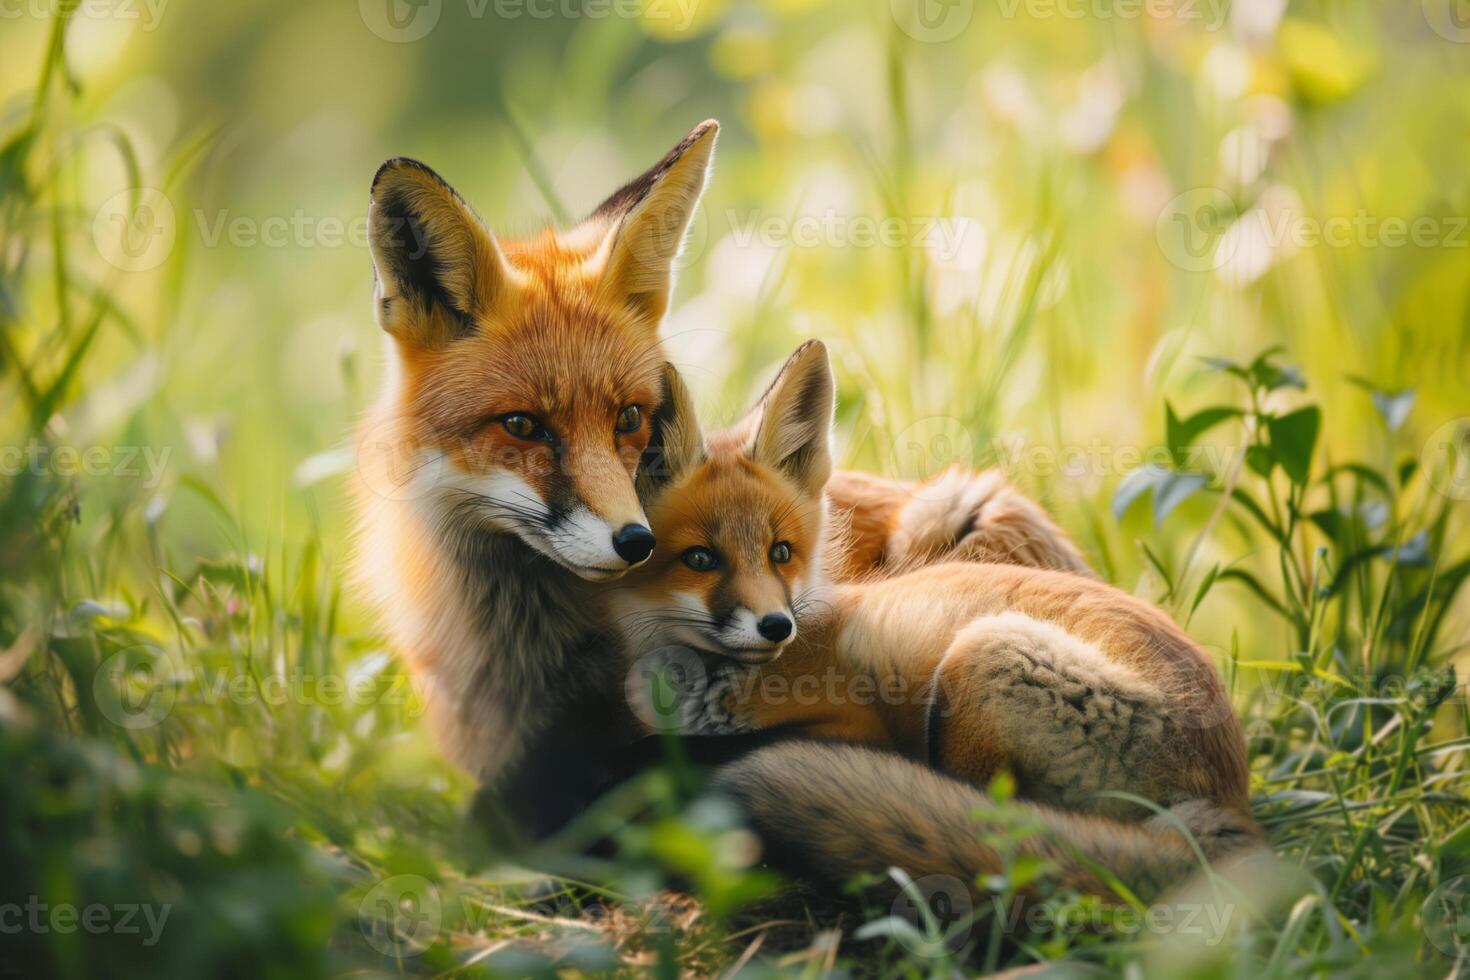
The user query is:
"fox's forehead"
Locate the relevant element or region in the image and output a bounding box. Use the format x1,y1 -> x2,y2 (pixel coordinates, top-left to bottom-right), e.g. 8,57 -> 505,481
658,454 -> 818,552
404,296 -> 661,428
491,311 -> 660,409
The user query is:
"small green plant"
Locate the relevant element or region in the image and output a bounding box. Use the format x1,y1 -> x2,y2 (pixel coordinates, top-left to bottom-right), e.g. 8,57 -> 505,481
1107,348 -> 1470,972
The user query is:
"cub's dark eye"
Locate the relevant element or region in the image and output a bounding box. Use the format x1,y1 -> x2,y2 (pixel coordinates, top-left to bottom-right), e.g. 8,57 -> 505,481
615,405 -> 642,434
502,414 -> 551,442
770,541 -> 793,564
682,547 -> 718,572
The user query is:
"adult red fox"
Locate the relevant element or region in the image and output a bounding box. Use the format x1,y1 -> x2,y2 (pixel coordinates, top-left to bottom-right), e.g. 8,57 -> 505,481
612,341 -> 1262,900
351,120 -> 1088,795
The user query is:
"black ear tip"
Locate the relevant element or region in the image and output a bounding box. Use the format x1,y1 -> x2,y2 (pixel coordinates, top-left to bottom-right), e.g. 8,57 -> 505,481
371,156 -> 443,196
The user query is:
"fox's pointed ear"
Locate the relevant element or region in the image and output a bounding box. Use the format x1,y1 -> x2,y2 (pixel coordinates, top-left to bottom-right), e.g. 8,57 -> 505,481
595,120 -> 718,329
368,158 -> 516,348
743,340 -> 835,495
639,363 -> 706,497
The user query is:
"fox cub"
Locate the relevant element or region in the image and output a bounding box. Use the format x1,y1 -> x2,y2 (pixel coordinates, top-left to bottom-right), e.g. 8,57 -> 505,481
614,341 -> 1258,849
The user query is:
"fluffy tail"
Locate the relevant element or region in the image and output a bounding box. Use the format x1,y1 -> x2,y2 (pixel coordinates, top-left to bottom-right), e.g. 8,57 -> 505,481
710,740 -> 1262,905
887,467 -> 1094,578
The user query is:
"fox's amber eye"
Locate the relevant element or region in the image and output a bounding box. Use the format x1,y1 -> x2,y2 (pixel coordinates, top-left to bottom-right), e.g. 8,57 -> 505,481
770,541 -> 792,564
615,405 -> 642,434
502,414 -> 551,442
682,547 -> 718,572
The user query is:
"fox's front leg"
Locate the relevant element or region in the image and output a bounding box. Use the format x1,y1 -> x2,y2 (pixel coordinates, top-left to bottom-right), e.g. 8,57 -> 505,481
826,467 -> 1092,580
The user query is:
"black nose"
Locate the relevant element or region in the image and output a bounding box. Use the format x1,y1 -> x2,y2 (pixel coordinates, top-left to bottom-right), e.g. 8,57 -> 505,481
611,523 -> 656,564
757,614 -> 793,643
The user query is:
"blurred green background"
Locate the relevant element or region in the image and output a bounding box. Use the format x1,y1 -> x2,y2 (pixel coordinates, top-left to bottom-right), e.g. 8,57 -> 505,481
3,0 -> 1470,975
4,0 -> 1468,590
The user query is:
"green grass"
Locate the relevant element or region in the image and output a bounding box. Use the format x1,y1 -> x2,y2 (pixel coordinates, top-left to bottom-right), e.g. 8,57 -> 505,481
4,3 -> 1470,976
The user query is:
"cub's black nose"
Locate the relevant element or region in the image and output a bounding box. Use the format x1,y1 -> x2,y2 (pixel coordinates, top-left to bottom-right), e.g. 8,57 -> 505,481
612,523 -> 656,564
757,614 -> 793,643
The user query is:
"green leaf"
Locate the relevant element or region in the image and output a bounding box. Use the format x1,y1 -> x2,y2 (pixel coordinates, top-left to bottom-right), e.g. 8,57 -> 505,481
1199,355 -> 1246,377
1349,376 -> 1416,432
1247,347 -> 1306,392
1372,389 -> 1415,432
1437,820 -> 1470,878
1308,509 -> 1346,544
1218,568 -> 1293,621
1141,541 -> 1175,598
1267,406 -> 1321,485
1112,465 -> 1161,520
1246,444 -> 1276,478
1166,402 -> 1241,466
1112,464 -> 1208,525
1324,461 -> 1390,495
1199,353 -> 1255,387
1189,563 -> 1221,618
1153,470 -> 1208,524
1224,486 -> 1286,542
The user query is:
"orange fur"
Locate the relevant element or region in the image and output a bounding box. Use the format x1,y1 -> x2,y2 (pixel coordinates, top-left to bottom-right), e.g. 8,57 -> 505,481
621,342 -> 1256,837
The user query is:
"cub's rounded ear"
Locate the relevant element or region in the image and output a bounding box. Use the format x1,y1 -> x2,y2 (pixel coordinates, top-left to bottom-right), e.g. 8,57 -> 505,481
367,158 -> 517,348
593,120 -> 719,331
638,362 -> 706,497
742,340 -> 835,496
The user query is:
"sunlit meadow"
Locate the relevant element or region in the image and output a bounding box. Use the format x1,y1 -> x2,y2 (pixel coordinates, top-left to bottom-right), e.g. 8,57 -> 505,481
2,0 -> 1469,975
